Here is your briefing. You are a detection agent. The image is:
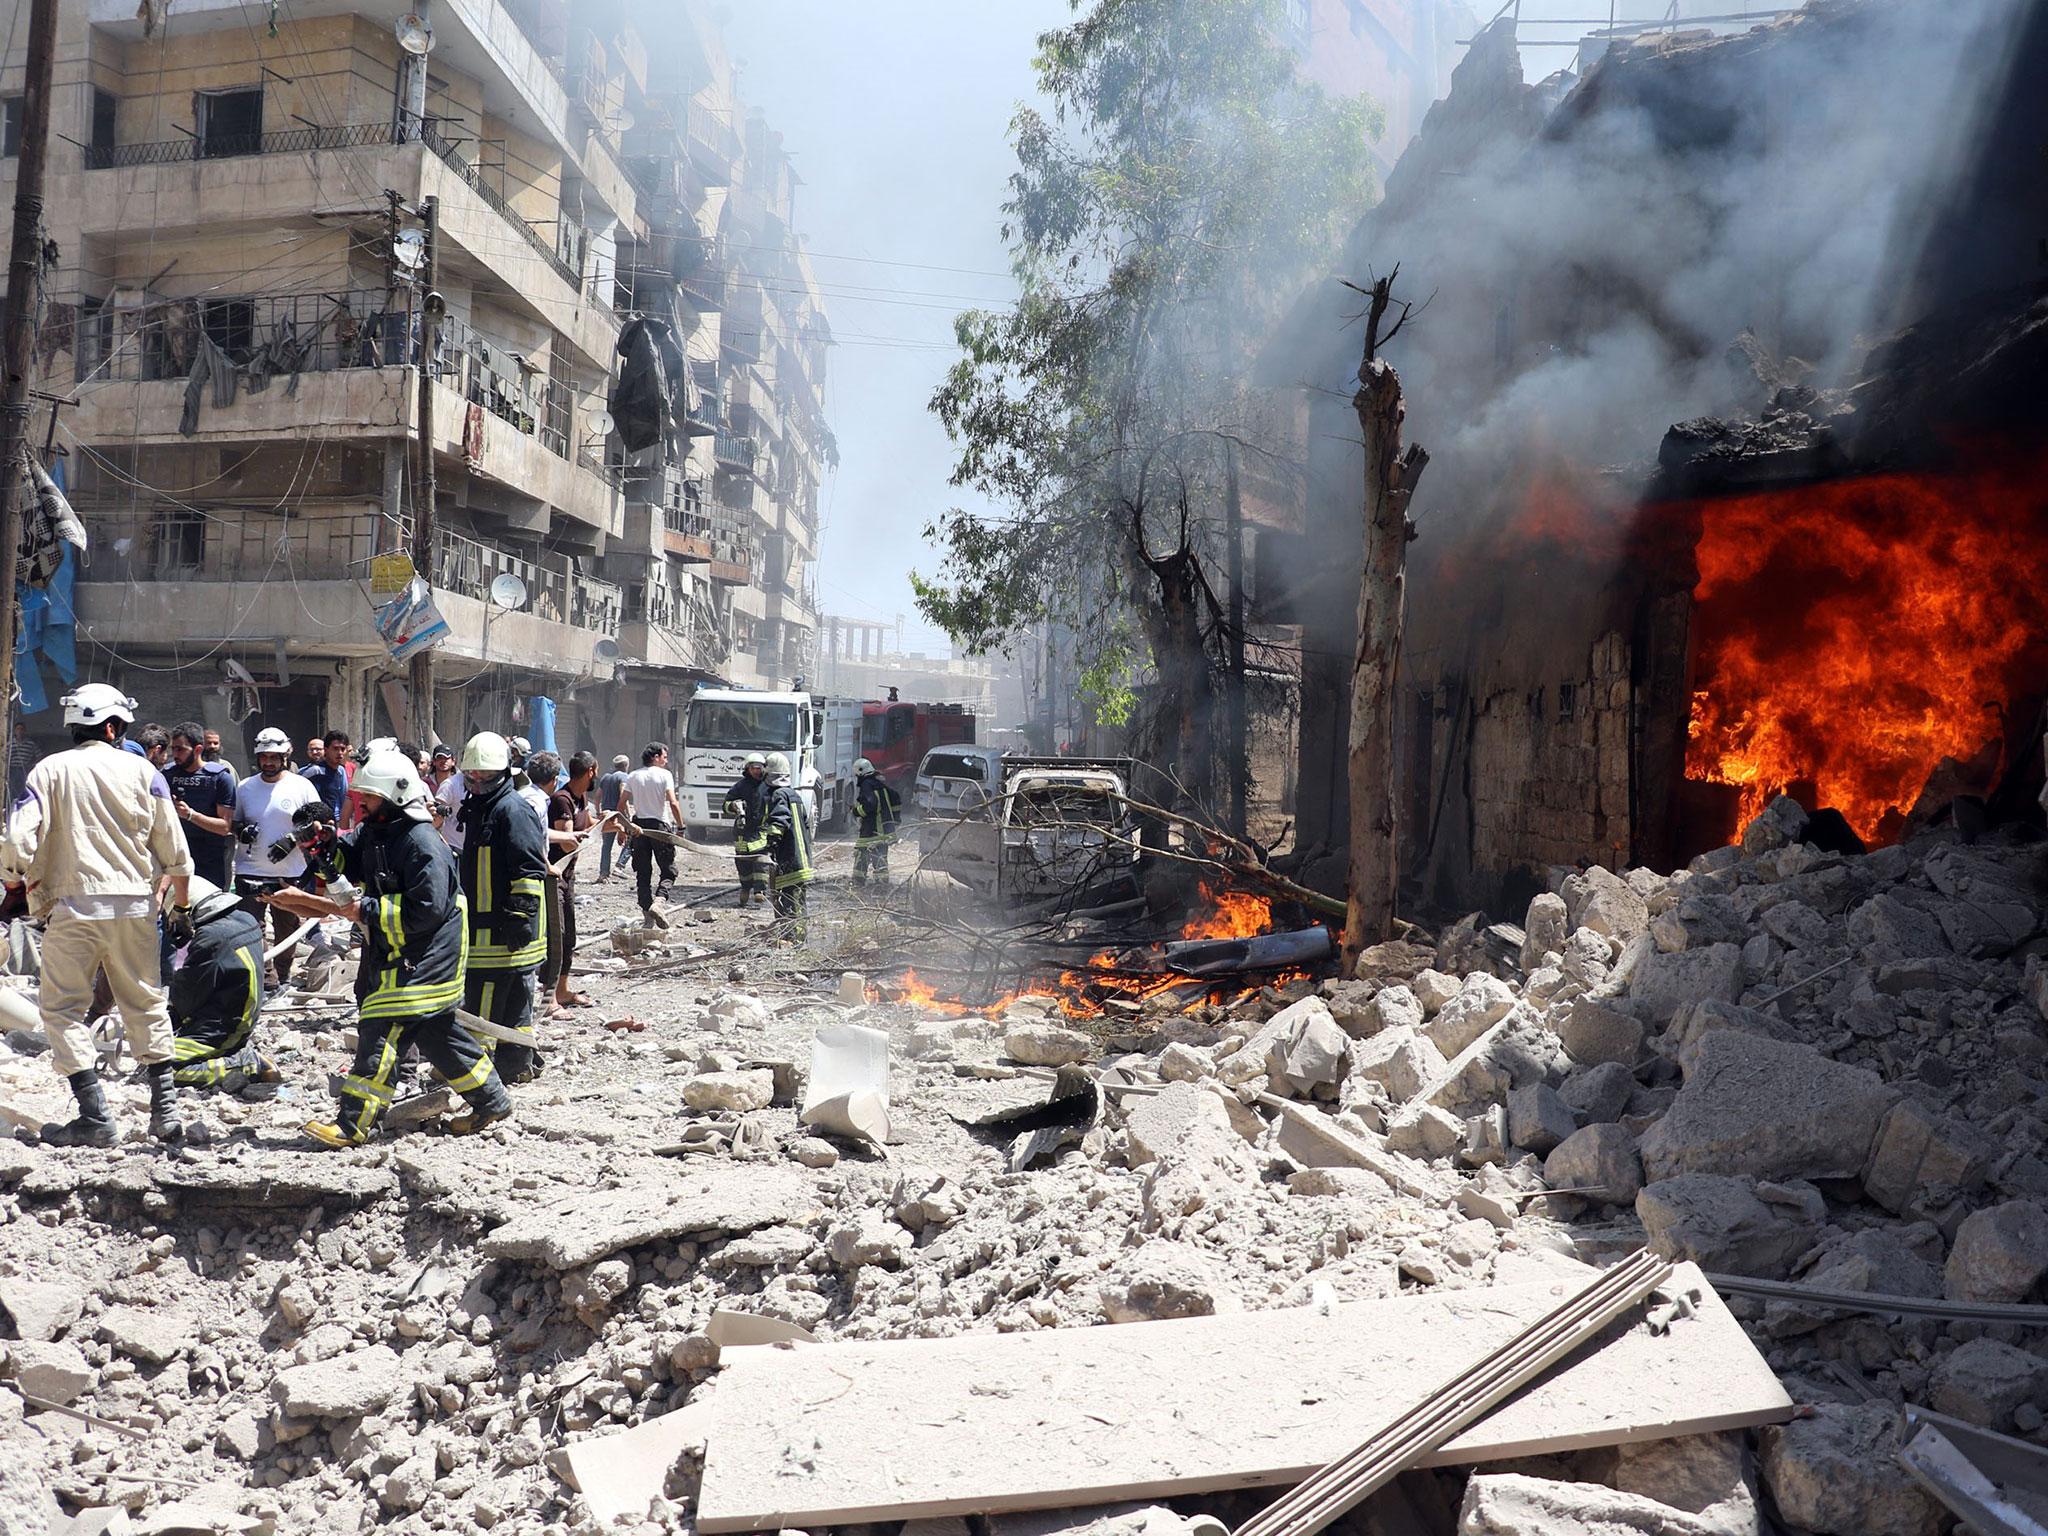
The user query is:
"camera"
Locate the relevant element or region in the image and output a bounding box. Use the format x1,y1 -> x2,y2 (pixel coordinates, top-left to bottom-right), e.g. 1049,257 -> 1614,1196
233,820 -> 259,850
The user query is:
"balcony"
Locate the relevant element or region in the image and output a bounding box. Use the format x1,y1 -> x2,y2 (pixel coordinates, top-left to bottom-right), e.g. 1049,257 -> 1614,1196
713,432 -> 759,477
620,580 -> 730,676
436,528 -> 621,640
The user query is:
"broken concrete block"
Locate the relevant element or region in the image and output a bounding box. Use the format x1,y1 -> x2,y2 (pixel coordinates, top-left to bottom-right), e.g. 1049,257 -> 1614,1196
1741,794 -> 1808,855
96,1304 -> 187,1367
1423,972 -> 1517,1057
1635,1176 -> 1818,1279
1350,1026 -> 1446,1104
1125,1082 -> 1236,1167
1928,1337 -> 2048,1431
1936,898 -> 2035,959
1411,969 -> 1460,1016
5,1339 -> 94,1404
1423,1008 -> 1565,1117
1563,865 -> 1649,944
1544,1124 -> 1642,1206
1268,1002 -> 1351,1097
1520,893 -> 1568,972
1458,1472 -> 1719,1536
1004,1021 -> 1096,1068
1155,1041 -> 1213,1083
1638,1033 -> 1895,1184
1557,996 -> 1644,1068
0,1277 -> 83,1343
1560,1061 -> 1635,1126
561,1259 -> 634,1323
826,1216 -> 912,1271
1385,1103 -> 1463,1161
1761,900 -> 1830,951
271,1344 -> 404,1419
1846,893 -> 1948,958
1862,1098 -> 1996,1218
1366,983 -> 1424,1036
1460,1105 -> 1509,1168
1944,1200 -> 2048,1303
1216,997 -> 1329,1084
1097,1242 -> 1240,1323
1760,1403 -> 1942,1536
1628,943 -> 1744,1026
709,992 -> 771,1030
1287,1166 -> 1392,1199
1609,1428 -> 1761,1536
1764,1227 -> 1945,1338
1507,1083 -> 1577,1155
1665,998 -> 1804,1065
682,1069 -> 776,1114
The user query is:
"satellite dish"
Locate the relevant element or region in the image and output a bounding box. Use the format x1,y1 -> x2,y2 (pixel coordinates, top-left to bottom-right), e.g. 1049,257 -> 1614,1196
593,638 -> 622,661
394,13 -> 435,54
586,408 -> 615,436
393,228 -> 426,270
488,572 -> 529,611
609,108 -> 635,133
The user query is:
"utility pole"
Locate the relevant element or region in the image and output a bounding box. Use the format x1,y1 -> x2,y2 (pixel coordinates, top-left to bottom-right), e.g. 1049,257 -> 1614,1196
409,194 -> 442,745
0,0 -> 60,807
1224,440 -> 1249,839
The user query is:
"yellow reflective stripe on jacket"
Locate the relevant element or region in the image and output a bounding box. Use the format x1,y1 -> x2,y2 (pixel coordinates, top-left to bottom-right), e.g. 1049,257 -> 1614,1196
468,943 -> 545,970
376,894 -> 403,954
360,977 -> 464,1019
228,942 -> 262,1047
475,846 -> 493,914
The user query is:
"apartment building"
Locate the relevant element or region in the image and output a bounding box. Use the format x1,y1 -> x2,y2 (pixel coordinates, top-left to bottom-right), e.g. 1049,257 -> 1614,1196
0,0 -> 829,760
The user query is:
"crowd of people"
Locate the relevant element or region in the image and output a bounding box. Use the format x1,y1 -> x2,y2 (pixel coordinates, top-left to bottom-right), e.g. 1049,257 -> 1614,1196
0,682 -> 858,1151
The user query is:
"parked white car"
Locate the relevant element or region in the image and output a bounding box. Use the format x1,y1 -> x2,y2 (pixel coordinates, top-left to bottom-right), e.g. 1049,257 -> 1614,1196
912,744 -> 1005,819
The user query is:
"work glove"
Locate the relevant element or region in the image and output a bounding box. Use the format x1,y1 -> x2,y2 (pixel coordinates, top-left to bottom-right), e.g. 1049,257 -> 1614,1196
166,904 -> 196,948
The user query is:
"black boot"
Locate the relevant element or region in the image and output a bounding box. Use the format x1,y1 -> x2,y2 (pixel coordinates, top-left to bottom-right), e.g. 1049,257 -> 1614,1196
41,1070 -> 116,1148
147,1062 -> 185,1142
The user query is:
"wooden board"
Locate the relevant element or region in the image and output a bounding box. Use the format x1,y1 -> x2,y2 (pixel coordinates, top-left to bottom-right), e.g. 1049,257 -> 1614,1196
696,1263 -> 1790,1532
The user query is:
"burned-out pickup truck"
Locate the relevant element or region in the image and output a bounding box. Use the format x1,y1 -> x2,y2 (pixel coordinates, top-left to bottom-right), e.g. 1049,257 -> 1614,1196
915,756 -> 1140,902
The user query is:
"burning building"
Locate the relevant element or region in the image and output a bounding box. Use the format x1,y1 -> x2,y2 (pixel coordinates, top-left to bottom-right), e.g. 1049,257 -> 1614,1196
1258,0 -> 2048,911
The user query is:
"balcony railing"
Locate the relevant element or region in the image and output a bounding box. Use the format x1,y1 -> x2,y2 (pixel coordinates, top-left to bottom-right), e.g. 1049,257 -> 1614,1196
435,528 -> 622,638
83,118 -> 586,293
713,432 -> 758,475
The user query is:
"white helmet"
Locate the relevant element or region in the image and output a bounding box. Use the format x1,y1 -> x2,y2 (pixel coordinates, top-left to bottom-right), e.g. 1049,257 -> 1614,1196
764,751 -> 791,779
508,736 -> 532,757
253,727 -> 292,757
355,750 -> 431,820
854,758 -> 876,777
62,683 -> 137,730
743,752 -> 767,769
174,875 -> 242,927
362,736 -> 398,760
461,732 -> 511,773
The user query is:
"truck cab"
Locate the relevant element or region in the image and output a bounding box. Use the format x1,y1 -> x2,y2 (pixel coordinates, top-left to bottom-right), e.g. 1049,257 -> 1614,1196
916,756 -> 1140,902
678,689 -> 861,834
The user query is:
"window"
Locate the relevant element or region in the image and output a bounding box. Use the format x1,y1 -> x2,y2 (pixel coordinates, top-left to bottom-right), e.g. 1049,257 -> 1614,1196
151,509 -> 206,573
2,97 -> 21,158
76,295 -> 112,384
195,87 -> 263,159
90,89 -> 117,158
201,299 -> 253,360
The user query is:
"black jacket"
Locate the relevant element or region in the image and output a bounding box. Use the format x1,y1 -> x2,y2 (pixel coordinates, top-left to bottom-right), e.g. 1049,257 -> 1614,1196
170,908 -> 266,1038
456,773 -> 549,971
855,777 -> 901,840
342,813 -> 465,1019
723,773 -> 770,841
763,783 -> 814,879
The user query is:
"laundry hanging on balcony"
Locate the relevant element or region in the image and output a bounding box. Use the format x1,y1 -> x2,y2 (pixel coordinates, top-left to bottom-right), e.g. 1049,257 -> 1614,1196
610,316 -> 688,456
12,456 -> 85,717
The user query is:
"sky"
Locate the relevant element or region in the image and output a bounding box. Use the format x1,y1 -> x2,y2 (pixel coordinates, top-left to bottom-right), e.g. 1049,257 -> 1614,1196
711,1 -> 1787,657
713,1 -> 1072,658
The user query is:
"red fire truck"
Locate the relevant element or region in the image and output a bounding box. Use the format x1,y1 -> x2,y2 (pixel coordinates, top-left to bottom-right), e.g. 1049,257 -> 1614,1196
860,694 -> 976,798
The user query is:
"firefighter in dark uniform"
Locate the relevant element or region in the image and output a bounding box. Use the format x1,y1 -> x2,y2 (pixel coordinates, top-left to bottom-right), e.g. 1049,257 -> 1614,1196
723,751 -> 772,907
165,875 -> 276,1090
761,752 -> 814,941
456,731 -> 549,1083
851,757 -> 901,888
285,750 -> 511,1147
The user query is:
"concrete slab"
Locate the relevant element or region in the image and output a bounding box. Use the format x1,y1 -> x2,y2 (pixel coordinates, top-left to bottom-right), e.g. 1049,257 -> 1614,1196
696,1264 -> 1792,1531
481,1166 -> 818,1269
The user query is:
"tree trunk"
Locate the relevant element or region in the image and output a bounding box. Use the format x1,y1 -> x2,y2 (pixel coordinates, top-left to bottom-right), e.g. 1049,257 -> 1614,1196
1342,354 -> 1427,974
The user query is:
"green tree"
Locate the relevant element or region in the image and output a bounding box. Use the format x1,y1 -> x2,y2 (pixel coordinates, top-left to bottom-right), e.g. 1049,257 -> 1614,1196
918,0 -> 1379,810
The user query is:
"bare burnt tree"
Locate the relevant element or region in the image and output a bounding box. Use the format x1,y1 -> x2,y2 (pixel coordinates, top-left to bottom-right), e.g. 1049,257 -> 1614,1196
1342,269 -> 1428,972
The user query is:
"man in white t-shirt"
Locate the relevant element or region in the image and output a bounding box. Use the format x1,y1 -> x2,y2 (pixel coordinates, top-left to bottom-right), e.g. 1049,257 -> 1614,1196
232,726 -> 322,986
621,742 -> 683,915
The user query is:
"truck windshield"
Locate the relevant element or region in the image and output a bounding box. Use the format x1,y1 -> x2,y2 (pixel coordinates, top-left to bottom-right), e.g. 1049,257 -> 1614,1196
688,700 -> 798,751
922,751 -> 989,782
1013,782 -> 1120,828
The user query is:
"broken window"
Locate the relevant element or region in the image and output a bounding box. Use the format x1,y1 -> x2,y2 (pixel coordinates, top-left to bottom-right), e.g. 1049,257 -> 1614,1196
151,508 -> 206,573
195,87 -> 263,159
1012,783 -> 1121,829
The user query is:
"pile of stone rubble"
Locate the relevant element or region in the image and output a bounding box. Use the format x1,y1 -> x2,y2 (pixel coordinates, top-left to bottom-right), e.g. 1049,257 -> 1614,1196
1,806 -> 2044,1536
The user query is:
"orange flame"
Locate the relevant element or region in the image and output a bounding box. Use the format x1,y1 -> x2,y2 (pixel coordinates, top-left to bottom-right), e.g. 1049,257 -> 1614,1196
1180,882 -> 1275,941
1684,454 -> 2048,841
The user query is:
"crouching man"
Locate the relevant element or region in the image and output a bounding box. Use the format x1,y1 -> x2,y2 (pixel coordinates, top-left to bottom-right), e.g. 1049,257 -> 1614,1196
165,875 -> 277,1091
273,749 -> 511,1147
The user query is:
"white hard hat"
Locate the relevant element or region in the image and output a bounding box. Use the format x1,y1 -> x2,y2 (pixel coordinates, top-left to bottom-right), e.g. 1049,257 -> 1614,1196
764,751 -> 791,779
508,736 -> 532,756
61,682 -> 137,730
174,875 -> 242,927
743,752 -> 767,768
461,732 -> 512,773
355,750 -> 431,819
253,727 -> 292,756
854,758 -> 876,777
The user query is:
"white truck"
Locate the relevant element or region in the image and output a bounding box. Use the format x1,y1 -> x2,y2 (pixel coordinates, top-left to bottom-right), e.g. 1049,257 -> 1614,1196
678,688 -> 863,835
916,756 -> 1141,902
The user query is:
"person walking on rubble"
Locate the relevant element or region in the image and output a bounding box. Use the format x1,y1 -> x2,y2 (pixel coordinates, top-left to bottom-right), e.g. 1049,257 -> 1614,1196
851,758 -> 902,889
1,684 -> 194,1146
621,742 -> 684,920
596,754 -> 630,881
277,749 -> 511,1146
761,752 -> 814,942
164,874 -> 277,1091
723,752 -> 772,908
455,732 -> 549,1084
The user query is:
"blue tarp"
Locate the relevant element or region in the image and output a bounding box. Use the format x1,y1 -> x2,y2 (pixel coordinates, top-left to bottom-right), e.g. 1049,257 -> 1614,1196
527,695 -> 557,755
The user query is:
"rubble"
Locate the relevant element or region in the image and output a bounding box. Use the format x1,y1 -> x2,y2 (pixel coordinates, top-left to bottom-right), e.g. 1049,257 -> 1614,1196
1759,1404 -> 1944,1536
